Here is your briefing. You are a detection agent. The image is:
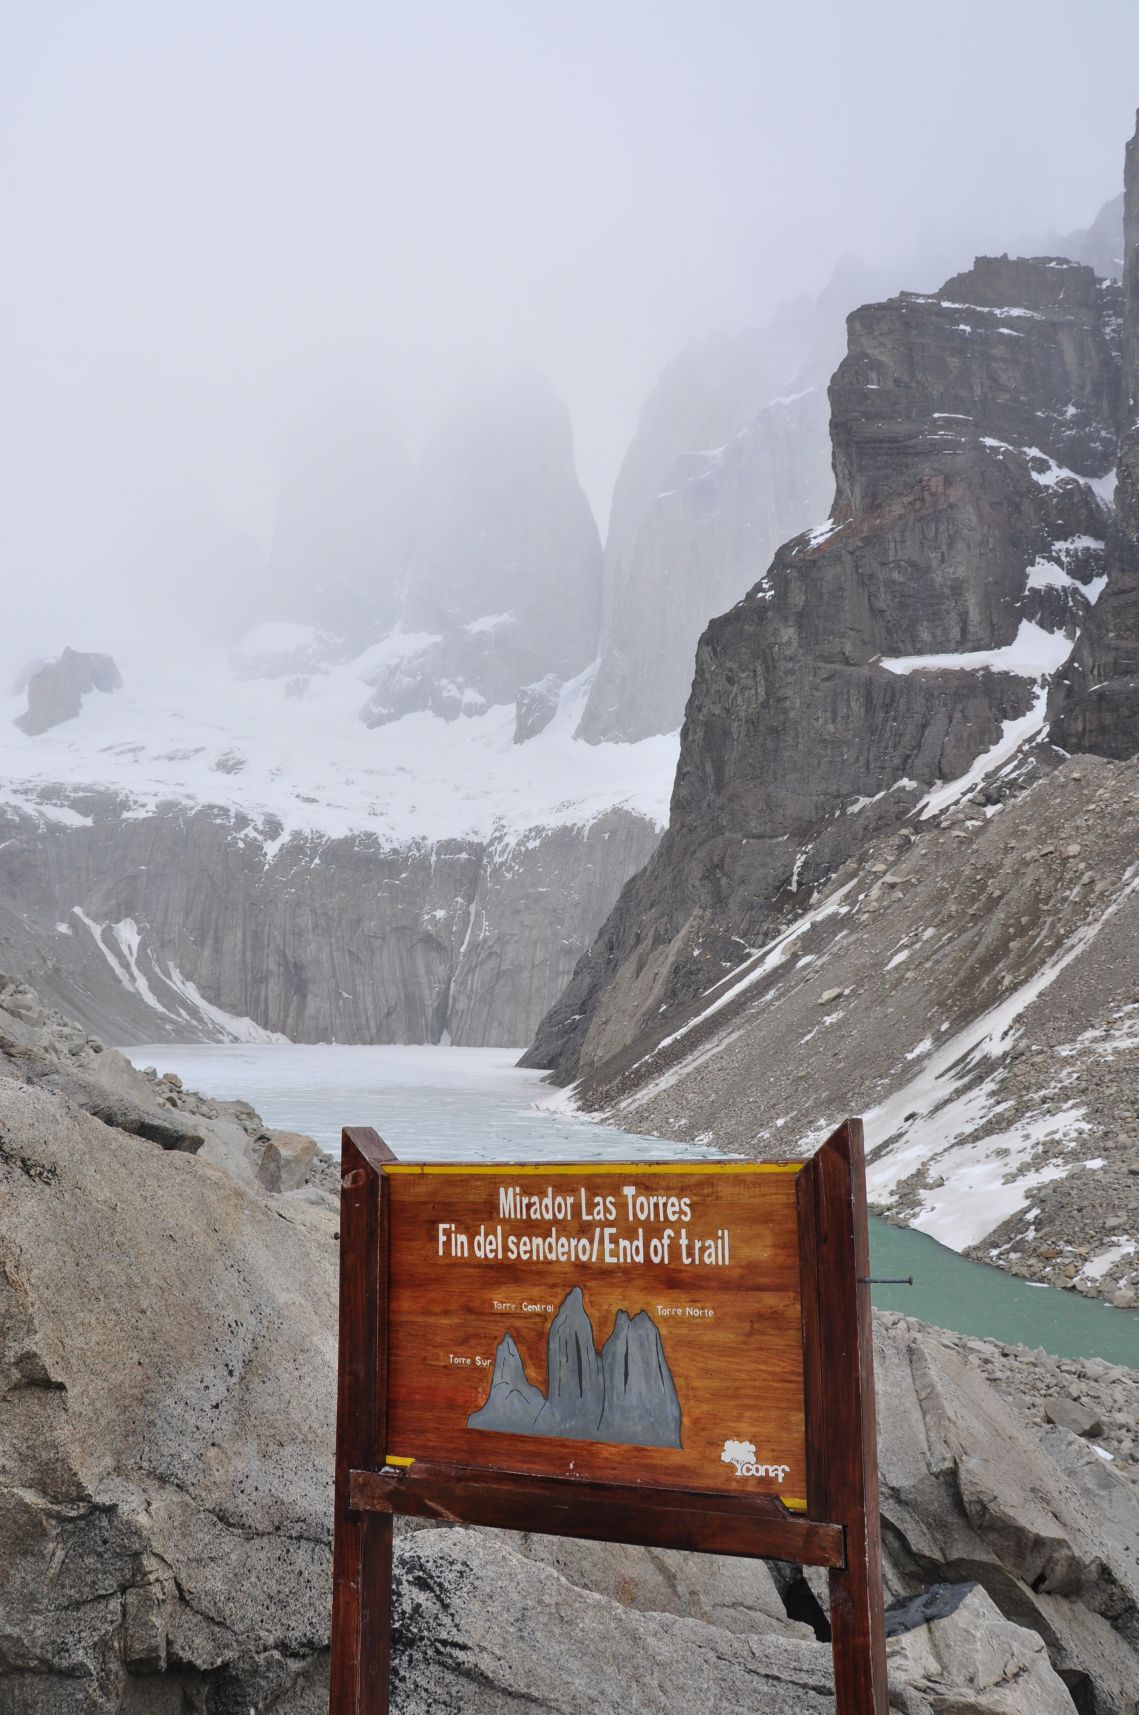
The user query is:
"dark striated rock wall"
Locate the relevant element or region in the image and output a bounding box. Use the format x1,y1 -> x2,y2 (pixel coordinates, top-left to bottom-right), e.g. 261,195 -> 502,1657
1055,109 -> 1139,758
527,253 -> 1125,1080
0,799 -> 659,1047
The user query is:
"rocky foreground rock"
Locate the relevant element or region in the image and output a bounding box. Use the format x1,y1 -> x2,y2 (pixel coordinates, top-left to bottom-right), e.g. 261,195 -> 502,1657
1,977 -> 1136,1712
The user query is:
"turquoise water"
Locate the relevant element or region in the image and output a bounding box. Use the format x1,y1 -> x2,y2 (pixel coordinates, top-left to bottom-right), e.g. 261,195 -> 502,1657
868,1218 -> 1138,1367
131,1042 -> 1138,1369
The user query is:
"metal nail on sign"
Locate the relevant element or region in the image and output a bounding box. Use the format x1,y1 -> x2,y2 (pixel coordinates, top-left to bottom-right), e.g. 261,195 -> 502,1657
330,1120 -> 888,1715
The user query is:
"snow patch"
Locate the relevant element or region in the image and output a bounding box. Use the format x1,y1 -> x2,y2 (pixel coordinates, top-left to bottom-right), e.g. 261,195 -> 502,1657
1079,1240 -> 1136,1283
1025,556 -> 1107,605
865,866 -> 1139,1251
162,965 -> 289,1044
879,620 -> 1073,680
915,688 -> 1049,821
463,612 -> 516,635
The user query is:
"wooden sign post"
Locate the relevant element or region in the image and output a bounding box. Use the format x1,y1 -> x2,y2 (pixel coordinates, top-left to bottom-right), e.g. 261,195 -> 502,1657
330,1119 -> 888,1715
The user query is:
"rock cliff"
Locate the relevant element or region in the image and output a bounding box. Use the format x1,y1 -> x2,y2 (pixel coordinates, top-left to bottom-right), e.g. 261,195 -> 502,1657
1055,110 -> 1139,758
527,244 -> 1127,1081
577,279 -> 850,744
0,794 -> 659,1046
0,976 -> 339,1712
364,372 -> 601,724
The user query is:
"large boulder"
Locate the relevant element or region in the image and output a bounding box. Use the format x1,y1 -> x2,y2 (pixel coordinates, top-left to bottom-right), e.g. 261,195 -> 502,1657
15,647 -> 122,735
875,1315 -> 1139,1715
0,1076 -> 339,1713
390,1527 -> 839,1715
886,1583 -> 1078,1715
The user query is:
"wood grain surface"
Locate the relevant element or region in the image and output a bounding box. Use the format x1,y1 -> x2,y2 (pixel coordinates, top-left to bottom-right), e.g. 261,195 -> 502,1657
384,1162 -> 808,1503
349,1462 -> 845,1565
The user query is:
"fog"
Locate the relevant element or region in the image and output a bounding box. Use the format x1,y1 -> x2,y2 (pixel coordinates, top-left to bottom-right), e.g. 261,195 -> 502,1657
2,0 -> 1137,685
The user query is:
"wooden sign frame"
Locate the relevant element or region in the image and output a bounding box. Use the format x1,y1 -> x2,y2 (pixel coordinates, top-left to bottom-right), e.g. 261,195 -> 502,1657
330,1118 -> 887,1715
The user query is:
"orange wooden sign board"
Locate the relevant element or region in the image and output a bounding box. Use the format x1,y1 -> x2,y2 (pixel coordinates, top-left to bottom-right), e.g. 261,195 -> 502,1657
385,1162 -> 808,1505
331,1121 -> 888,1715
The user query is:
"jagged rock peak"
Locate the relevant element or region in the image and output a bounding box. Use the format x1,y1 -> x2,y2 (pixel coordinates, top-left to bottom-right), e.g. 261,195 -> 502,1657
15,647 -> 122,736
831,254 -> 1121,522
577,301 -> 840,745
534,1285 -> 605,1437
1125,108 -> 1139,389
1052,191 -> 1126,281
467,1331 -> 546,1432
468,1289 -> 682,1449
359,370 -> 602,727
598,1308 -> 682,1447
260,392 -> 413,646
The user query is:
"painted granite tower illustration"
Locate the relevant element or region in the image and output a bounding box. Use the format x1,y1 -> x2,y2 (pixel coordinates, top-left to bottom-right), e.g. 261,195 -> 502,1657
468,1286 -> 682,1448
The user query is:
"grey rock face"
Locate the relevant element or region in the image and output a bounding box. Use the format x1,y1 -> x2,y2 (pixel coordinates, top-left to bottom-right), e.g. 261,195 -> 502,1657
0,971 -> 332,1201
579,386 -> 833,743
1053,192 -> 1127,282
467,1332 -> 546,1431
258,1130 -> 320,1192
469,1290 -> 682,1449
0,1035 -> 338,1712
506,1531 -> 809,1639
534,1287 -> 606,1438
873,1314 -> 1139,1715
527,251 -> 1124,1081
0,798 -> 659,1047
391,1528 -> 840,1715
514,673 -> 561,743
885,1583 -> 1078,1715
1056,109 -> 1139,759
598,1309 -> 682,1447
359,374 -> 602,727
15,647 -> 122,735
578,299 -> 842,746
1043,1397 -> 1108,1439
579,258 -> 979,748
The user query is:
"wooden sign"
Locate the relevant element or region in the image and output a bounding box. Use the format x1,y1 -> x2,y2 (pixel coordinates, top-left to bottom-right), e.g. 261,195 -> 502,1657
331,1120 -> 888,1715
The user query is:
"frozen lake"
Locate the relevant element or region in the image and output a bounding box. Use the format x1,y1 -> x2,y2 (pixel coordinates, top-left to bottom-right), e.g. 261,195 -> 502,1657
128,1042 -> 1139,1368
127,1042 -> 705,1161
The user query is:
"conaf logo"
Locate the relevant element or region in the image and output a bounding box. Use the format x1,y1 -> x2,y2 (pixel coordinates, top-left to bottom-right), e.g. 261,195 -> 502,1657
721,1438 -> 790,1483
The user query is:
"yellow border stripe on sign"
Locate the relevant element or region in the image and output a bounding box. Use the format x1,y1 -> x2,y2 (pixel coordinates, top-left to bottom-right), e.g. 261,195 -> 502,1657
383,1454 -> 806,1512
382,1160 -> 803,1176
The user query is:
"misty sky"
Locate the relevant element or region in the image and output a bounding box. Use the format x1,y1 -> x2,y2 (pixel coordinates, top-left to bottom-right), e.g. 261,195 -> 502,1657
2,1 -> 1138,680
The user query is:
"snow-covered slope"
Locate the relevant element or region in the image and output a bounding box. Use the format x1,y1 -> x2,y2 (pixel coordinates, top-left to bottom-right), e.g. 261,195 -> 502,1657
0,641 -> 676,849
